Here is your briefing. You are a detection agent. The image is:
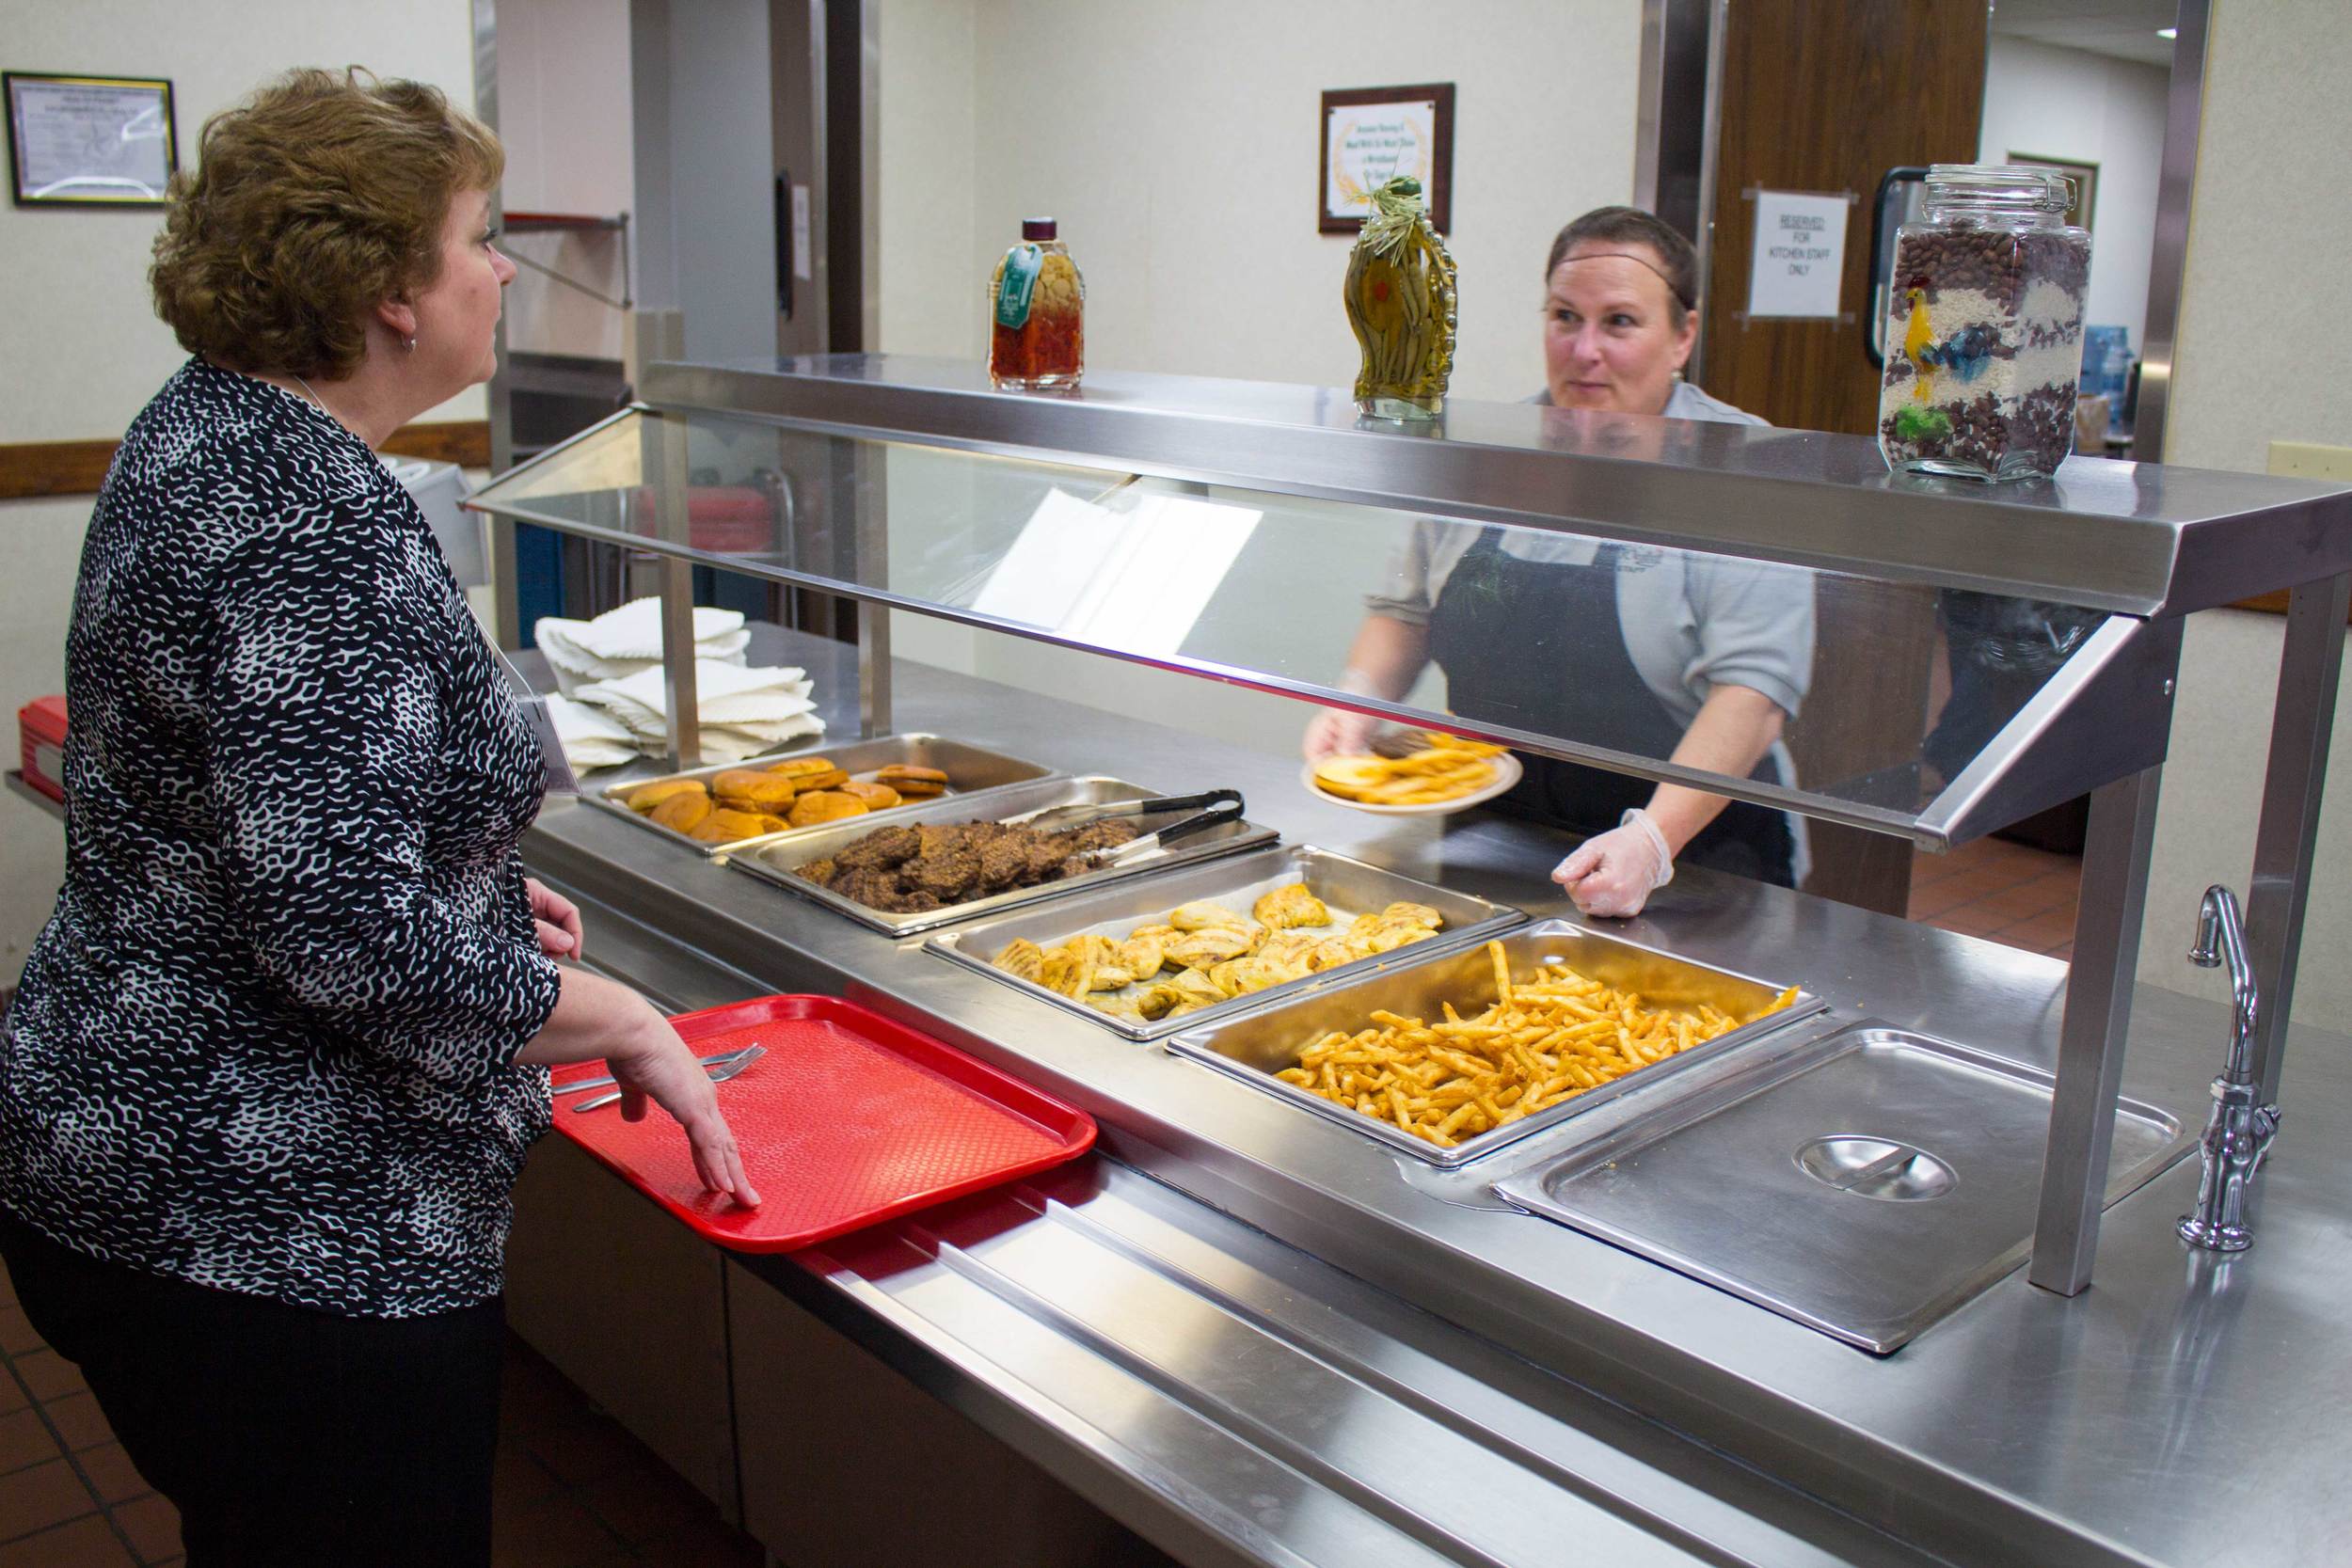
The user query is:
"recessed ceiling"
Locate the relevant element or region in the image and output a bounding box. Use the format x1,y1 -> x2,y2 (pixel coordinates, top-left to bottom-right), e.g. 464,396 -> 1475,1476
1991,0 -> 2179,69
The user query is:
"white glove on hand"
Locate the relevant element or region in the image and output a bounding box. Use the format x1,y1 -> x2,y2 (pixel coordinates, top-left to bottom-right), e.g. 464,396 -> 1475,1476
1302,668 -> 1387,761
1551,808 -> 1675,918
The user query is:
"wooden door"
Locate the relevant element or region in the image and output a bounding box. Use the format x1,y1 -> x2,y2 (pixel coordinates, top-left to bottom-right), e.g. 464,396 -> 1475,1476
1696,0 -> 1990,914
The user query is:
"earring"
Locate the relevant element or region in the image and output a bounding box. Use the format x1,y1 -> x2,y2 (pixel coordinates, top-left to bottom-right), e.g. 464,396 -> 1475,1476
403,335 -> 417,353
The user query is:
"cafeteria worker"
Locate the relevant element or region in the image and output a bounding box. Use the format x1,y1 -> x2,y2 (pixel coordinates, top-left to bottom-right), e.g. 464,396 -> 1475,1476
1306,207 -> 1814,918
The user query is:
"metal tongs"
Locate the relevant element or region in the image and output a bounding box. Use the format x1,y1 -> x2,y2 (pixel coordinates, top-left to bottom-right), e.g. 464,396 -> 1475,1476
1006,787 -> 1245,869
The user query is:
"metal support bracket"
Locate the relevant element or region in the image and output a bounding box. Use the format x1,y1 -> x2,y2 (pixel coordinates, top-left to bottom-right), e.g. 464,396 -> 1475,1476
852,432 -> 891,737
2029,764 -> 2165,1295
857,599 -> 891,738
654,412 -> 700,769
505,245 -> 633,313
2247,570 -> 2351,1101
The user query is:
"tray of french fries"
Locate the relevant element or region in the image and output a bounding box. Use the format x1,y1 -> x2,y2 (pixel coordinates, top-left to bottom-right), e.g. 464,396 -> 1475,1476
583,734 -> 1055,856
1168,922 -> 1821,1168
927,846 -> 1527,1040
1304,729 -> 1523,814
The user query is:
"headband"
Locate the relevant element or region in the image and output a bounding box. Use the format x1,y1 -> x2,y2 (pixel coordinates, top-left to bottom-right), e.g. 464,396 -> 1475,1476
1550,249 -> 1695,310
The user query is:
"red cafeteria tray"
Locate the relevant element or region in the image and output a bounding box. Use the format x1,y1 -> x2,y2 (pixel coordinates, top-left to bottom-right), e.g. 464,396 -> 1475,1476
18,696 -> 66,803
550,994 -> 1096,1252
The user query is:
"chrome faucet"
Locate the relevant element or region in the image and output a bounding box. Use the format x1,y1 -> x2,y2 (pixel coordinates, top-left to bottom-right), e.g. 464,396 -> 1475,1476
2177,885 -> 2280,1253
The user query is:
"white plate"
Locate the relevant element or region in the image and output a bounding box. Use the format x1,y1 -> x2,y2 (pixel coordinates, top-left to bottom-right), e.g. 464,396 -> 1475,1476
1299,752 -> 1523,816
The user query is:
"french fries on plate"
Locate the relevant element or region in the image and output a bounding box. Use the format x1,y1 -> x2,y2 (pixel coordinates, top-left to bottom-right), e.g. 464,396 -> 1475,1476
1311,732 -> 1507,807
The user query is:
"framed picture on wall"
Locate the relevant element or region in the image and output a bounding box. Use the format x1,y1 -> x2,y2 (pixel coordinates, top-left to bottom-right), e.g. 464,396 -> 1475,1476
1320,83 -> 1454,234
6,71 -> 178,207
2009,153 -> 2097,235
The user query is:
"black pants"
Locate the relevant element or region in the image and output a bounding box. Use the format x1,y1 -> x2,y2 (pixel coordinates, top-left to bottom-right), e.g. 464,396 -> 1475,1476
0,1212 -> 503,1567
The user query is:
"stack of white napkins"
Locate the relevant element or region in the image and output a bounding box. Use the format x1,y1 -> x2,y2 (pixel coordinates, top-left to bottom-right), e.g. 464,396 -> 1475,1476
571,658 -> 824,764
534,598 -> 752,695
545,694 -> 640,771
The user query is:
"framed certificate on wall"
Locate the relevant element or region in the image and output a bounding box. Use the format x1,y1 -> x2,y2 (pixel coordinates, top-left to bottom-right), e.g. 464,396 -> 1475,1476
6,71 -> 179,207
1319,83 -> 1454,235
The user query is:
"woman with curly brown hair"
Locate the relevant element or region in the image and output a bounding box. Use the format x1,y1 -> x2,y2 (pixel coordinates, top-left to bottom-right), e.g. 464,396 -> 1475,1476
0,69 -> 755,1566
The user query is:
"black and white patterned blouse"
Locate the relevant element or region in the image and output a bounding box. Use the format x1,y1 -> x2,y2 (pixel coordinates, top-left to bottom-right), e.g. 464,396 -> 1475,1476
1,357 -> 564,1319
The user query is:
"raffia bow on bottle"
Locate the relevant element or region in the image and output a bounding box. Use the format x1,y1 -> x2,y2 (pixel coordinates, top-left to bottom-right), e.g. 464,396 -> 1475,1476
1358,175 -> 1429,259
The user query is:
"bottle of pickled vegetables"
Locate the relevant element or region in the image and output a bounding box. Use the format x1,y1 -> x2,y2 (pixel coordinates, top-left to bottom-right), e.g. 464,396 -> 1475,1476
988,218 -> 1084,390
1343,177 -> 1457,420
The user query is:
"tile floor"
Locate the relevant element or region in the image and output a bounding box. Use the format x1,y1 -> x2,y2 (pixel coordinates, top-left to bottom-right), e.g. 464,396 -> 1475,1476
1907,834 -> 2084,960
0,1254 -> 767,1568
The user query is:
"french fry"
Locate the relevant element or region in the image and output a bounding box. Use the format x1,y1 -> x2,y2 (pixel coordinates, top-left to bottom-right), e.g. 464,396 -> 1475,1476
1272,940 -> 1780,1149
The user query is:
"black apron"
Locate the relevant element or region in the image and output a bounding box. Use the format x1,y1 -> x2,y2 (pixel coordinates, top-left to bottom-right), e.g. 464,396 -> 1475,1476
1425,529 -> 1796,886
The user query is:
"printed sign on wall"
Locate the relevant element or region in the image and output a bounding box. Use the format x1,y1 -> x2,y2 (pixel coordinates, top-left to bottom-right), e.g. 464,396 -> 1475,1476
1746,190 -> 1851,319
1319,84 -> 1454,234
7,71 -> 178,206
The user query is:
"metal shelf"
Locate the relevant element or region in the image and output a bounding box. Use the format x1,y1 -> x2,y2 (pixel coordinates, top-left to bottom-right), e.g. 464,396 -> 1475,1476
641,356 -> 2352,618
502,210 -> 628,232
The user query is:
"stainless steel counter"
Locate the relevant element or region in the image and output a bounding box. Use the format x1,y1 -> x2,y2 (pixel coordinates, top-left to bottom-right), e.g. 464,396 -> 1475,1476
524,628 -> 2352,1568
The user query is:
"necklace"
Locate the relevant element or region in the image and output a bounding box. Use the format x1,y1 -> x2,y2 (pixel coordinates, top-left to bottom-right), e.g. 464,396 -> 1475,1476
286,373 -> 362,441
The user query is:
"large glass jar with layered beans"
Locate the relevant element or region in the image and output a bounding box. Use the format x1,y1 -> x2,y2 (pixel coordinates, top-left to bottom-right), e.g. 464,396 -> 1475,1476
1878,166 -> 2091,481
988,218 -> 1085,390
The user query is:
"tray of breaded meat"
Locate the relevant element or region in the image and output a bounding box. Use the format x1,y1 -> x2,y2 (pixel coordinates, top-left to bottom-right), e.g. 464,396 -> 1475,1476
723,776 -> 1277,936
584,734 -> 1055,855
928,847 -> 1526,1040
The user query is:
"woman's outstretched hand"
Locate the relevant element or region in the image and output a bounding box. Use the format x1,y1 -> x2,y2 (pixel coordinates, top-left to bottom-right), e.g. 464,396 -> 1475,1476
520,972 -> 761,1209
608,1006 -> 762,1208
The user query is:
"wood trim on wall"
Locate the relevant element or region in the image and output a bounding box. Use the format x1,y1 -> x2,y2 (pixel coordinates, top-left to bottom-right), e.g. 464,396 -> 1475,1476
2233,590 -> 2352,623
0,420 -> 491,501
379,420 -> 492,467
0,439 -> 117,499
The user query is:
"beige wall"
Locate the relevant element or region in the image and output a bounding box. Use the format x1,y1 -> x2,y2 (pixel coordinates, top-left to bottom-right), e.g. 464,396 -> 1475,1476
497,0 -> 634,361
2136,0 -> 2352,1029
881,0 -> 1640,398
876,0 -> 979,362
0,2 -> 482,982
875,0 -> 1643,744
0,3 -> 486,442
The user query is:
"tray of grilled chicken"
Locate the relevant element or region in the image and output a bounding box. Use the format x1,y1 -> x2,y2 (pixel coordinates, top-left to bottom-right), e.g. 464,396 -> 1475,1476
927,846 -> 1527,1040
723,776 -> 1277,936
585,734 -> 1055,855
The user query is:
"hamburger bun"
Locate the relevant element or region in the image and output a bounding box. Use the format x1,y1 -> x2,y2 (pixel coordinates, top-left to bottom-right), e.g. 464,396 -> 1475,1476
787,790 -> 870,828
626,778 -> 707,814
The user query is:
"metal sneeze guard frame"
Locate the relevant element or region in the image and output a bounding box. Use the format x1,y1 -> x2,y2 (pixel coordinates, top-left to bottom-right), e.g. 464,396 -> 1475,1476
466,354 -> 2352,1300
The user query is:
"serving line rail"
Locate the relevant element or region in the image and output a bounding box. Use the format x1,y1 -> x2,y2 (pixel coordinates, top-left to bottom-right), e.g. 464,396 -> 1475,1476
520,640 -> 2352,1568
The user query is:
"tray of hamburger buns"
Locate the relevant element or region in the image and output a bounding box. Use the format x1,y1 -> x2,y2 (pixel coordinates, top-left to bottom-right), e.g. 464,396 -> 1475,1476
585,735 -> 1056,855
